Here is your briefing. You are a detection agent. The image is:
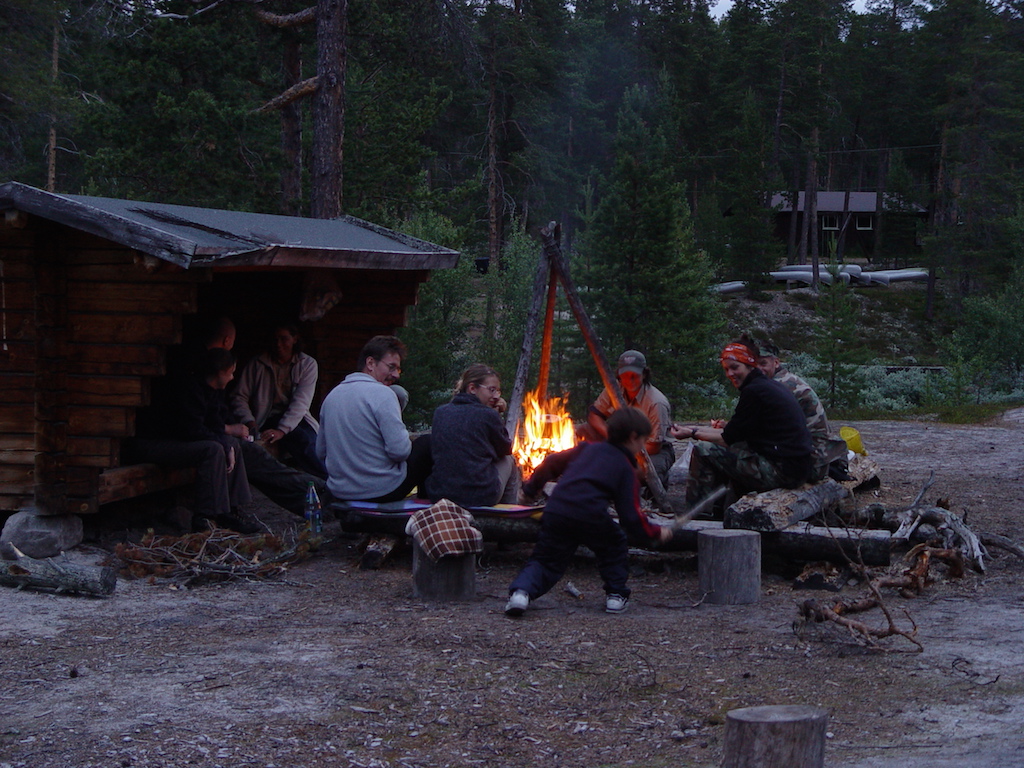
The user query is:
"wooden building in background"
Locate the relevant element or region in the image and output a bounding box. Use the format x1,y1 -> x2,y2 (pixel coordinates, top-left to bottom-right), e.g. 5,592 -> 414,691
0,182 -> 459,517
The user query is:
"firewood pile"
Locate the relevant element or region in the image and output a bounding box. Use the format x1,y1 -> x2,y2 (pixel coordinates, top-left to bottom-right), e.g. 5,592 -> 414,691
106,525 -> 323,586
791,471 -> 1024,651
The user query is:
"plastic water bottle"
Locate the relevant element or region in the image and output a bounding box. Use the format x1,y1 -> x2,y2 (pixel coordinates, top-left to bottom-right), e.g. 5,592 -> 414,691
304,482 -> 323,533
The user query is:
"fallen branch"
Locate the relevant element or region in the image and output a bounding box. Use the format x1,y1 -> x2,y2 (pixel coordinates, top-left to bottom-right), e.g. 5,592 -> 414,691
979,533 -> 1024,561
1,545 -> 117,597
794,545 -> 962,652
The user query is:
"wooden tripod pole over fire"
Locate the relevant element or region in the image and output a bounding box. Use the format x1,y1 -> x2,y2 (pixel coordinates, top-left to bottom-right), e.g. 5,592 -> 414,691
505,222 -> 676,514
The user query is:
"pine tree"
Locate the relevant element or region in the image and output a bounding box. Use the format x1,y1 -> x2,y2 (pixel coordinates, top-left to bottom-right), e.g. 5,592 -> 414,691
580,84 -> 723,407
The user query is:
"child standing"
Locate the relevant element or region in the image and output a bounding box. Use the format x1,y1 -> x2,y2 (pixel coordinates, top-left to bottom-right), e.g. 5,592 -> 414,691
505,408 -> 673,616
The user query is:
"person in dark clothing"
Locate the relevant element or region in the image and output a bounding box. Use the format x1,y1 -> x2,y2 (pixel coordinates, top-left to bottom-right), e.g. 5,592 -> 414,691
125,348 -> 257,533
670,339 -> 814,506
505,408 -> 672,617
426,364 -> 514,507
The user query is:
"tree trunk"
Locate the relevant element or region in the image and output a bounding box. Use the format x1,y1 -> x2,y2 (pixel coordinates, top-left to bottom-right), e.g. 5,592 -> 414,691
807,128 -> 820,288
46,22 -> 59,193
486,66 -> 502,269
281,35 -> 304,216
874,148 -> 888,265
311,0 -> 346,219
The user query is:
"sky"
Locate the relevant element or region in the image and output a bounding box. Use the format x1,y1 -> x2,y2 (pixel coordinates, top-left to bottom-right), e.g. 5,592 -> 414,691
710,0 -> 871,18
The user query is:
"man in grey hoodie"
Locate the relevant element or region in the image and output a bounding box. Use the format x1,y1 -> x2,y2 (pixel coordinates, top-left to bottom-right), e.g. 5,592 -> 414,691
316,336 -> 431,502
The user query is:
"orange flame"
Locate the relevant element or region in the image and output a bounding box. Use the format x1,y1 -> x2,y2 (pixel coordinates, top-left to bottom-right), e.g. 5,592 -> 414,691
512,386 -> 578,478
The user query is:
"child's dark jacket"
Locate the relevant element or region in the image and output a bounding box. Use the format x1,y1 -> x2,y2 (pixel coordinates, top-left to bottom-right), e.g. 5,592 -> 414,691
523,442 -> 661,542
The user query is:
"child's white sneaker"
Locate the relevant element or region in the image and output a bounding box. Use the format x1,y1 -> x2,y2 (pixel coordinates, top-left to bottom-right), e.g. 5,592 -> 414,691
605,594 -> 629,613
504,589 -> 530,617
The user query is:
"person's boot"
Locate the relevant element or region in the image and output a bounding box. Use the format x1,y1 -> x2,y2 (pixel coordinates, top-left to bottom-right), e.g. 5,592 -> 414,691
215,508 -> 263,535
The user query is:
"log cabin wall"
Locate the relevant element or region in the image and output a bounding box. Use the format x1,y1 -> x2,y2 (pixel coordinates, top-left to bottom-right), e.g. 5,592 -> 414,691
0,214 -> 210,515
0,214 -> 37,514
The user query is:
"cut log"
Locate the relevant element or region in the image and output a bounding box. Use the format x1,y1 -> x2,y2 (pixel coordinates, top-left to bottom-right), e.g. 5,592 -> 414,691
723,704 -> 828,768
698,529 -> 761,604
724,480 -> 850,532
411,541 -> 476,601
0,550 -> 117,596
669,520 -> 891,566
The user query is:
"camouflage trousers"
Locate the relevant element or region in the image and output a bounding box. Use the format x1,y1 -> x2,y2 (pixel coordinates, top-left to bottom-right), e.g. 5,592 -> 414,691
686,441 -> 790,506
811,436 -> 851,482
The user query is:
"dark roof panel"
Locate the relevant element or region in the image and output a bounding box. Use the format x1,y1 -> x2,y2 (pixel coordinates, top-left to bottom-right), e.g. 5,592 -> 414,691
770,191 -> 927,214
0,182 -> 459,270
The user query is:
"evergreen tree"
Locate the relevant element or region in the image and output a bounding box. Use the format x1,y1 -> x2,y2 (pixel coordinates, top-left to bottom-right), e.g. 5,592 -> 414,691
580,84 -> 723,407
721,90 -> 784,292
813,264 -> 864,408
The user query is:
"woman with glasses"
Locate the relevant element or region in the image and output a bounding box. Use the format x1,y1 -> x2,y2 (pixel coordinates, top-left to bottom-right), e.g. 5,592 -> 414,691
426,363 -> 516,507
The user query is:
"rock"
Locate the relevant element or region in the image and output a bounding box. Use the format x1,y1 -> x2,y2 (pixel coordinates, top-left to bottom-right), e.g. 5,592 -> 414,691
1,509 -> 84,559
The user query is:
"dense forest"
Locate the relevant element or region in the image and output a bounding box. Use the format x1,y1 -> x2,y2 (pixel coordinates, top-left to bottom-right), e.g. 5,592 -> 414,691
3,0 -> 1023,421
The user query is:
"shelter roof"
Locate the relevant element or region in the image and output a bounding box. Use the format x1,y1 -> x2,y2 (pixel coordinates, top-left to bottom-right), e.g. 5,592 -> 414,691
0,182 -> 460,270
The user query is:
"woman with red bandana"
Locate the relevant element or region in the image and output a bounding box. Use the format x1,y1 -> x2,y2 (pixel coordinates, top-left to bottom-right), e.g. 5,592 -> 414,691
669,338 -> 813,508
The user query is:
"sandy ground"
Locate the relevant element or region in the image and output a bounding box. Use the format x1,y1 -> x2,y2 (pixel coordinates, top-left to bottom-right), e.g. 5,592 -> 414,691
1,415 -> 1023,768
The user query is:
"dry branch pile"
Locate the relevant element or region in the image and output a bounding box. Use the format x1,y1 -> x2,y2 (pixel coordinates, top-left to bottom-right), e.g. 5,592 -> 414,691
794,540 -> 969,652
106,525 -> 322,586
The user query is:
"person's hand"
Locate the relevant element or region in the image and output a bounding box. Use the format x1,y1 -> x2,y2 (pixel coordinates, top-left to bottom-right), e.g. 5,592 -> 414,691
670,424 -> 701,440
710,418 -> 727,429
263,428 -> 285,444
226,446 -> 236,474
658,526 -> 674,543
225,423 -> 247,439
492,396 -> 507,414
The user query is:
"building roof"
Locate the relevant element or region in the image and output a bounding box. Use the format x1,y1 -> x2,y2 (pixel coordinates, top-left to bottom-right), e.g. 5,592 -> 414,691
0,182 -> 460,270
770,191 -> 927,214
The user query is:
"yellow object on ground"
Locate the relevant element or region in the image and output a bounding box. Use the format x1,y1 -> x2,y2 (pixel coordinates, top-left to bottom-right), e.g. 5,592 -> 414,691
840,426 -> 867,456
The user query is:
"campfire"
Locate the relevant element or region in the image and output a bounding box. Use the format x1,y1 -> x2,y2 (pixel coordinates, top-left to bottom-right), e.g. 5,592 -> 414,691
511,385 -> 577,477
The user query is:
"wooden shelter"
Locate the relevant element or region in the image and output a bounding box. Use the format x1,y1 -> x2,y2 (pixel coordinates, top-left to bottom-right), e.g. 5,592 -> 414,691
0,182 -> 459,517
770,191 -> 928,257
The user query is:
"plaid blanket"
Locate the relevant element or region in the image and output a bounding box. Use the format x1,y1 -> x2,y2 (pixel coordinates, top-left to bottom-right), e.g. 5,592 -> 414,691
404,499 -> 484,562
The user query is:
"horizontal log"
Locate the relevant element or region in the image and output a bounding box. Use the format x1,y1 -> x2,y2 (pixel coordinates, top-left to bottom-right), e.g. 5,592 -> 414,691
67,436 -> 118,461
66,359 -> 165,377
0,434 -> 34,450
69,375 -> 149,407
0,449 -> 36,464
68,282 -> 197,314
0,407 -> 35,432
668,520 -> 891,566
0,492 -> 33,511
0,286 -> 34,311
67,342 -> 166,368
97,463 -> 196,505
68,314 -> 181,344
724,480 -> 850,532
0,373 -> 35,403
68,406 -> 135,437
66,261 -> 197,282
0,554 -> 117,596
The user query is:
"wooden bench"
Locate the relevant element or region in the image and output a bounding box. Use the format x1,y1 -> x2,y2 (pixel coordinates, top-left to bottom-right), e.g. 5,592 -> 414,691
329,499 -> 544,543
97,463 -> 197,506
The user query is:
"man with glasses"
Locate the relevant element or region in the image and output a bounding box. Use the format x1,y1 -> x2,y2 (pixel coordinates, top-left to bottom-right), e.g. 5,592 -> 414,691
316,335 -> 432,502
